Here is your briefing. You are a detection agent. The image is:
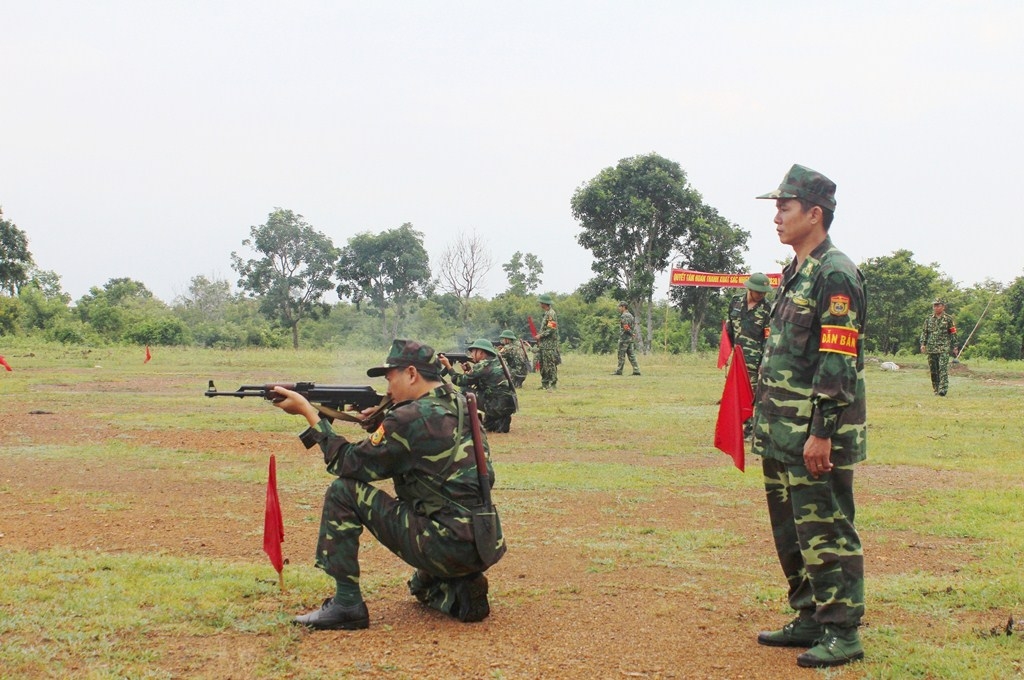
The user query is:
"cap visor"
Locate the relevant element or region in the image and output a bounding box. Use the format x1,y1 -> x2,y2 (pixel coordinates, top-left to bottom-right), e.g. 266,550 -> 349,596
366,365 -> 391,377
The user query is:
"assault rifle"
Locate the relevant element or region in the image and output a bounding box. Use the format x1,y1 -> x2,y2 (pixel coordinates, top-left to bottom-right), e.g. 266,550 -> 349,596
438,352 -> 472,366
204,380 -> 391,429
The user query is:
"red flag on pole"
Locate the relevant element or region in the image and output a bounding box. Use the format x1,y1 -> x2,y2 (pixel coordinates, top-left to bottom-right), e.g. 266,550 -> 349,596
263,455 -> 285,585
527,315 -> 541,371
714,345 -> 754,471
717,321 -> 733,369
143,345 -> 152,364
0,355 -> 12,371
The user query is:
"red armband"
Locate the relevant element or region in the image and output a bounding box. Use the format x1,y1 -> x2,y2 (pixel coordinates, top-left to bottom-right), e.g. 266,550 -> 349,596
820,325 -> 858,357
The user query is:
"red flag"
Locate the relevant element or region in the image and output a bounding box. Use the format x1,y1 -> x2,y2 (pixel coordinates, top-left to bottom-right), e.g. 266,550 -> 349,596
714,345 -> 754,471
527,315 -> 541,371
263,455 -> 285,575
717,321 -> 733,369
0,355 -> 12,371
144,345 -> 152,364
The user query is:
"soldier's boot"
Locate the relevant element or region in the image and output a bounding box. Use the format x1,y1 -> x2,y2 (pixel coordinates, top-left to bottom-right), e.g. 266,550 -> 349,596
796,625 -> 864,668
612,371 -> 623,375
451,573 -> 490,622
293,597 -> 370,631
757,615 -> 823,647
631,370 -> 641,376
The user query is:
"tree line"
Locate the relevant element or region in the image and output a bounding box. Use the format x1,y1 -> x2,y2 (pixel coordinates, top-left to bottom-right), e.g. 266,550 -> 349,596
2,154 -> 1024,359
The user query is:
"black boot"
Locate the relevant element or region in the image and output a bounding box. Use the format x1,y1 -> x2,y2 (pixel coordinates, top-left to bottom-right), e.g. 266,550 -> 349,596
293,598 -> 369,630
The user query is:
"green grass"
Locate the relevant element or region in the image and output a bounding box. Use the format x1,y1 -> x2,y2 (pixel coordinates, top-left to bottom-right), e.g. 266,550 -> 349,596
2,344 -> 1023,677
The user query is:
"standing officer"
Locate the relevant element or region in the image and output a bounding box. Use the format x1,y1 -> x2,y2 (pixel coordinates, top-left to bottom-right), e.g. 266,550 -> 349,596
271,339 -> 505,630
726,273 -> 773,397
535,294 -> 560,389
613,301 -> 642,376
919,299 -> 959,396
751,165 -> 867,668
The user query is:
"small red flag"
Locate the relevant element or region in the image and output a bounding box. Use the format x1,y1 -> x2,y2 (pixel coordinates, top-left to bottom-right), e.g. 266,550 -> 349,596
527,315 -> 541,371
263,455 -> 285,575
0,355 -> 12,372
717,321 -> 733,369
144,345 -> 152,364
714,345 -> 754,471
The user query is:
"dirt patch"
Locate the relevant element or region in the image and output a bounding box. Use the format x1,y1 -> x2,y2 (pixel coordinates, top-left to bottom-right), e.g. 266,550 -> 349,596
0,385 -> 986,679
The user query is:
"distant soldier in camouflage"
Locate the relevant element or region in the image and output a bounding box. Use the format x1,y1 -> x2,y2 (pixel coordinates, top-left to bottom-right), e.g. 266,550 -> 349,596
441,338 -> 518,433
613,301 -> 641,376
535,294 -> 560,389
751,165 -> 867,669
497,329 -> 529,388
919,299 -> 959,396
272,339 -> 505,630
726,272 -> 773,396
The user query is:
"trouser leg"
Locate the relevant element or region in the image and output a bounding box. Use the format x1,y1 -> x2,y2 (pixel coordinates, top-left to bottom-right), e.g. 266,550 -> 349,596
937,352 -> 950,394
763,458 -> 864,628
928,354 -> 940,391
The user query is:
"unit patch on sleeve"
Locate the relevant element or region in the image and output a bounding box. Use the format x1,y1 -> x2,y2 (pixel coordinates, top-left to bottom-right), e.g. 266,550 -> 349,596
370,424 -> 386,446
829,295 -> 850,316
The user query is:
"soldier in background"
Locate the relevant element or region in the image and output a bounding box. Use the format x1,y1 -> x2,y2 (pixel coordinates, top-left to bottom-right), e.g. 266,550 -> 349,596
497,330 -> 529,388
612,301 -> 641,376
441,338 -> 517,433
535,294 -> 560,390
751,165 -> 867,668
919,299 -> 959,396
726,273 -> 773,400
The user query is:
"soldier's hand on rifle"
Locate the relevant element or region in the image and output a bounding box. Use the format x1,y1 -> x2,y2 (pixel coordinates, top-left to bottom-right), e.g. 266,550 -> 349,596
271,385 -> 320,426
438,355 -> 452,371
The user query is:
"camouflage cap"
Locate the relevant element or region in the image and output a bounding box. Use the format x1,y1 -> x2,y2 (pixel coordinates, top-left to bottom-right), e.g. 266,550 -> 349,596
366,339 -> 441,377
499,330 -> 517,340
538,293 -> 554,305
617,301 -> 628,308
467,338 -> 497,356
757,164 -> 837,212
932,298 -> 945,305
744,272 -> 772,293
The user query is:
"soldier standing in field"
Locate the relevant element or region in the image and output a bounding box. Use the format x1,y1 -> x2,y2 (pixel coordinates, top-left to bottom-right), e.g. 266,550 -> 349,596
726,272 -> 773,397
751,165 -> 867,668
535,294 -> 560,390
612,301 -> 641,376
919,299 -> 959,396
496,330 -> 529,388
271,339 -> 504,630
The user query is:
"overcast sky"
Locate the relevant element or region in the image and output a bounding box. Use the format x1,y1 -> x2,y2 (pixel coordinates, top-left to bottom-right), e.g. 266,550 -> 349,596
2,1 -> 1021,304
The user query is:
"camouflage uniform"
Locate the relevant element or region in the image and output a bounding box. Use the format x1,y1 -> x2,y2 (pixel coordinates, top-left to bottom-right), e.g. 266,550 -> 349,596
615,305 -> 641,375
726,292 -> 771,395
305,341 -> 505,621
753,168 -> 867,640
449,353 -> 517,433
536,295 -> 560,389
919,306 -> 958,396
497,332 -> 529,388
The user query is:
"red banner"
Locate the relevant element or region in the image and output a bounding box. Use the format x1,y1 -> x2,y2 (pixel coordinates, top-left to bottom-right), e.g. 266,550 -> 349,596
670,269 -> 782,288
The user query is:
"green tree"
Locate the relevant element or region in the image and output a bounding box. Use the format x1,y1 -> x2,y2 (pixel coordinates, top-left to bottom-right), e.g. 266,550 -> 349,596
0,208 -> 34,296
859,250 -> 940,354
501,251 -> 544,296
231,208 -> 339,350
669,207 -> 750,352
571,153 -> 704,349
18,268 -> 71,332
75,277 -> 165,342
335,223 -> 432,341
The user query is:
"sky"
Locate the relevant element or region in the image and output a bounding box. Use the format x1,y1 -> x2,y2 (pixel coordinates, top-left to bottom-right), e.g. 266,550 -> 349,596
2,1 -> 1022,304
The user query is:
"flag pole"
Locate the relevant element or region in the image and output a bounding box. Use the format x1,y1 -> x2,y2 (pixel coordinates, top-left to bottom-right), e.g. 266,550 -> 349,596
957,291 -> 998,359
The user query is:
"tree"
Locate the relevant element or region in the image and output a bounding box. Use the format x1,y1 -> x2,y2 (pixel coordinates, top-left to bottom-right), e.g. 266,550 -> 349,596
669,207 -> 750,351
437,230 -> 493,323
501,251 -> 544,296
231,208 -> 338,349
335,223 -> 433,341
18,268 -> 71,332
858,250 -> 940,354
571,153 -> 704,349
0,208 -> 34,296
75,278 -> 165,342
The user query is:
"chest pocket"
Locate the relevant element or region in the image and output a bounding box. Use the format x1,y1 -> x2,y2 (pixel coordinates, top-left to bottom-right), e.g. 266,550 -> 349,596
774,297 -> 816,354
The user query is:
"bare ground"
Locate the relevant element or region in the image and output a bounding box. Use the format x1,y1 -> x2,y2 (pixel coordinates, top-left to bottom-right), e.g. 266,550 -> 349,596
0,377 -> 987,679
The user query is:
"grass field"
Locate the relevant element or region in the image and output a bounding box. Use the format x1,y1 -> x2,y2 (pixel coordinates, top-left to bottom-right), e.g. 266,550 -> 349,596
1,339 -> 1023,678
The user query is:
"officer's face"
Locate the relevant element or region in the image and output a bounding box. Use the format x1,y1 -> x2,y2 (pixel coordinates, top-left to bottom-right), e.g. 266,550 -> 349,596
747,289 -> 765,303
774,199 -> 819,249
933,303 -> 945,316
